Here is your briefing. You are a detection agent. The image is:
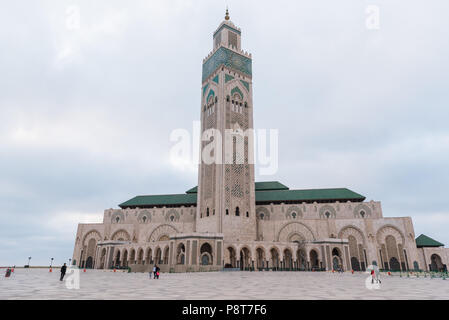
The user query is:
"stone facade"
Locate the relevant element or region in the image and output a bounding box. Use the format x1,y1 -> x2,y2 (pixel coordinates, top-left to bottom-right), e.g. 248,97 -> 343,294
72,13 -> 449,273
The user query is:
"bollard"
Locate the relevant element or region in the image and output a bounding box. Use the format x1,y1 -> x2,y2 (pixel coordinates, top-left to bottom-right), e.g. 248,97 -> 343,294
114,269 -> 116,273
84,269 -> 86,273
351,270 -> 354,274
49,268 -> 52,273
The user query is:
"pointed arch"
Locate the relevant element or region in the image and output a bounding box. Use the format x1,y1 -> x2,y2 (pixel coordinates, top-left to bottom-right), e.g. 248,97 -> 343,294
148,224 -> 179,242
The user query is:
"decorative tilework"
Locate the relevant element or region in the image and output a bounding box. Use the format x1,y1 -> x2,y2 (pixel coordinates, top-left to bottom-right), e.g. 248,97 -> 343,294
202,47 -> 252,83
207,89 -> 215,102
225,74 -> 235,83
240,80 -> 250,92
203,84 -> 209,97
231,86 -> 244,99
213,75 -> 219,84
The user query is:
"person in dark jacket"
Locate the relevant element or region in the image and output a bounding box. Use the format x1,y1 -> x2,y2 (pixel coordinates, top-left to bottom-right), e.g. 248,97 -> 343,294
60,263 -> 67,281
153,265 -> 157,279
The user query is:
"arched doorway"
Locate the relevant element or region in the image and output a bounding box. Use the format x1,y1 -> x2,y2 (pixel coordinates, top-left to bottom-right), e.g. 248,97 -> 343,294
270,248 -> 280,270
283,249 -> 293,270
348,235 -> 361,271
225,247 -> 237,268
310,250 -> 319,270
256,248 -> 265,269
177,243 -> 186,265
86,238 -> 97,269
146,248 -> 153,265
240,247 -> 251,270
351,257 -> 360,271
130,249 -> 136,265
389,257 -> 400,271
155,248 -> 162,265
430,254 -> 444,272
163,247 -> 169,264
385,235 -> 400,271
200,243 -> 213,266
122,250 -> 128,267
137,249 -> 144,264
100,248 -> 107,269
332,248 -> 343,271
115,250 -> 121,267
85,256 -> 94,269
297,249 -> 307,270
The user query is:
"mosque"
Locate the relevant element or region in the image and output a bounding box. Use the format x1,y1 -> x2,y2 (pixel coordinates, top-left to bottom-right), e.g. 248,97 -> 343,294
72,10 -> 448,273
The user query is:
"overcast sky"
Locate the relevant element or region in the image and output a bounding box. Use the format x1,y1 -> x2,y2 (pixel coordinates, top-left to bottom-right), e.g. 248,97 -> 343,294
1,0 -> 448,266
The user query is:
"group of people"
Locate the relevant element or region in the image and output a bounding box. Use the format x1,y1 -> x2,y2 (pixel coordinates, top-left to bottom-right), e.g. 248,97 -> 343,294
149,265 -> 160,279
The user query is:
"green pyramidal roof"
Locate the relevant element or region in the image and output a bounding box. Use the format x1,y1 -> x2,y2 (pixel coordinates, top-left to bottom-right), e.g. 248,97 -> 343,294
119,181 -> 365,209
415,234 -> 444,248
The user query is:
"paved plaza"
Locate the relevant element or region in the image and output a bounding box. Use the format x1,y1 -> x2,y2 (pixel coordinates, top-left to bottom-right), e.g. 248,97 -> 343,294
1,269 -> 449,300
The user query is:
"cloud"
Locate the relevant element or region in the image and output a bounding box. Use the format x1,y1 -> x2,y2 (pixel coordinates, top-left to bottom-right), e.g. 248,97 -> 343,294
1,0 -> 449,265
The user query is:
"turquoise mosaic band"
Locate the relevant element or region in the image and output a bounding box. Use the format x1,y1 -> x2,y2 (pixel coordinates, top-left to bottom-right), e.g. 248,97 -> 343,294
202,46 -> 252,83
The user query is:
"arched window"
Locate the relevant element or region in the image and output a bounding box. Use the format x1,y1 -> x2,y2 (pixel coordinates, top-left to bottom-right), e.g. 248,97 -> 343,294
246,211 -> 249,217
226,95 -> 230,102
207,208 -> 209,217
292,212 -> 297,219
360,211 -> 365,218
116,217 -> 120,223
325,212 -> 330,219
142,216 -> 147,223
226,209 -> 229,215
235,207 -> 240,216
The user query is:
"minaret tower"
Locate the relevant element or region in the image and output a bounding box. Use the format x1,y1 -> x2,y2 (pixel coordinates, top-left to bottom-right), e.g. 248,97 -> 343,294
196,10 -> 256,241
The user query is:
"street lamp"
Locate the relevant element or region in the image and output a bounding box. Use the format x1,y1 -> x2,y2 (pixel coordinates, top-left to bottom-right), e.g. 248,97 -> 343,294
50,258 -> 54,268
27,256 -> 32,267
69,258 -> 72,266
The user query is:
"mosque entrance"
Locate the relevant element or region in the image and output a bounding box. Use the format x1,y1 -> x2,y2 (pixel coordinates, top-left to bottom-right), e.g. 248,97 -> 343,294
389,257 -> 400,271
85,256 -> 94,269
430,254 -> 444,272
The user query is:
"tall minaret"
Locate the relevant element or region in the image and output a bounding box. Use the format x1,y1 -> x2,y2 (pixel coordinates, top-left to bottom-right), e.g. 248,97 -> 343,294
196,10 -> 256,241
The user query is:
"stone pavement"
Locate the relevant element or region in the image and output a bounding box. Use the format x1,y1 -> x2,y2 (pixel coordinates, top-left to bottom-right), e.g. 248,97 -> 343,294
1,269 -> 448,300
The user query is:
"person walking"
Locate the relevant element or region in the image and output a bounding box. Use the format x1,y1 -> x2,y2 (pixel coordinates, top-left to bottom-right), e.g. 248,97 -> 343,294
60,263 -> 67,281
375,268 -> 381,284
156,265 -> 160,279
153,265 -> 157,279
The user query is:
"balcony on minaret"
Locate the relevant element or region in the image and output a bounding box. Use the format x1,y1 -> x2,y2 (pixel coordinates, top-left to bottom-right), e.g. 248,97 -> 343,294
213,20 -> 242,51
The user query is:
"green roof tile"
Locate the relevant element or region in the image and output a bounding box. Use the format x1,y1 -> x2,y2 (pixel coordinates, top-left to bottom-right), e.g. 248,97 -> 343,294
255,188 -> 365,203
254,181 -> 289,191
119,193 -> 197,208
120,182 -> 365,208
416,234 -> 444,248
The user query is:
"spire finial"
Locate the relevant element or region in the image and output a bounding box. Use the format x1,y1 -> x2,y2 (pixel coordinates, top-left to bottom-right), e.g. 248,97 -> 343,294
225,7 -> 230,21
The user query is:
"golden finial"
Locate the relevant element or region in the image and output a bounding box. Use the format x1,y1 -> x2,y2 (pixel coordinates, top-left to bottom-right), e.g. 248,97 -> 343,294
225,7 -> 230,20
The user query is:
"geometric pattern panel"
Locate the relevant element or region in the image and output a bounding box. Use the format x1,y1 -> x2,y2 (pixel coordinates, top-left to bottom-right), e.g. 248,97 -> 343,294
202,47 -> 252,82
